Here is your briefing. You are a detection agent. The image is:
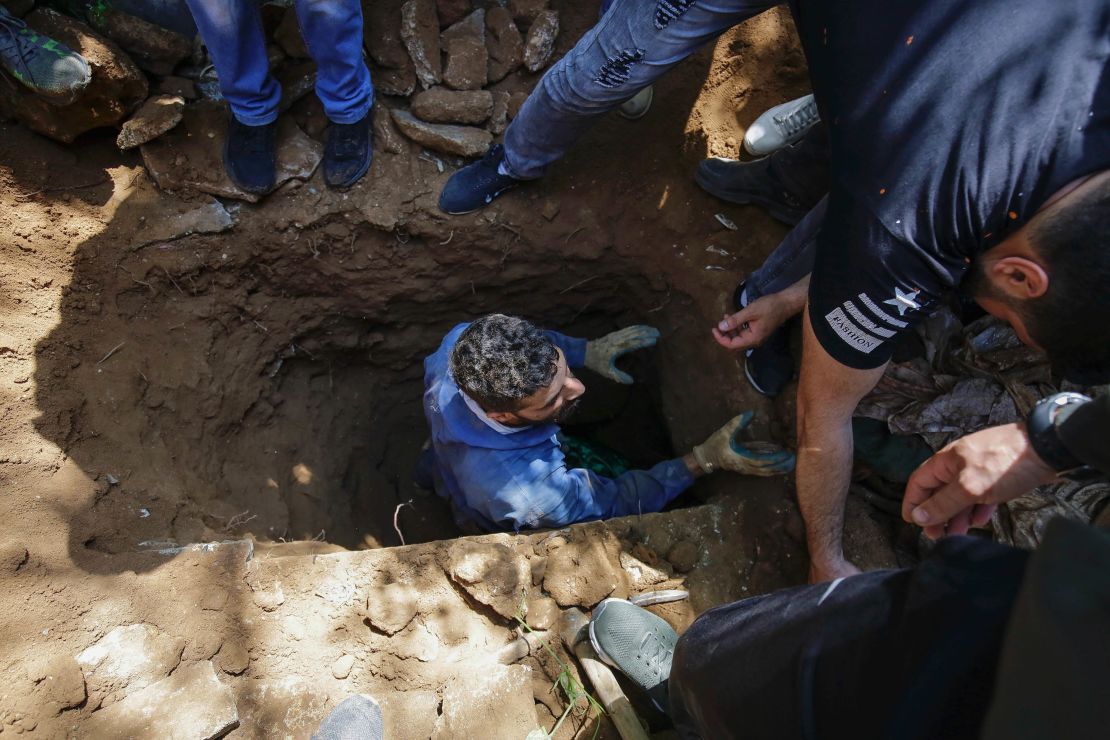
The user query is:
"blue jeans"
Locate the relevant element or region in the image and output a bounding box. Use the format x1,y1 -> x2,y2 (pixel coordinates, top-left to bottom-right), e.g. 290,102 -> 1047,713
747,196 -> 826,300
503,0 -> 780,179
185,0 -> 373,126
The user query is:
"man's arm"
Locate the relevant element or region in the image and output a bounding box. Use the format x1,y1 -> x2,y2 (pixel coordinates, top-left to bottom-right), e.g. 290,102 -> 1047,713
796,305 -> 888,582
902,393 -> 1110,538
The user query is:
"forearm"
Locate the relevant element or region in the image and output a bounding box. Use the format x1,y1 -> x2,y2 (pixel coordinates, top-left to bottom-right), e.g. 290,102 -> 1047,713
778,275 -> 811,315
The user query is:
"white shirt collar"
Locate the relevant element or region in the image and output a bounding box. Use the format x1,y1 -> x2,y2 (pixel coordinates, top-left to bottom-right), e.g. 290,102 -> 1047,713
460,389 -> 526,435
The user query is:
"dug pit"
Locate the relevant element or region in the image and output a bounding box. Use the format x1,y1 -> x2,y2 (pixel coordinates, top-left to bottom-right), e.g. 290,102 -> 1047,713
34,203 -> 747,561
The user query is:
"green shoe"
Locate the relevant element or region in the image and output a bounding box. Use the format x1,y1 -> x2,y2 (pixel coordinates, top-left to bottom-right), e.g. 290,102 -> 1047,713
0,7 -> 91,103
589,598 -> 677,713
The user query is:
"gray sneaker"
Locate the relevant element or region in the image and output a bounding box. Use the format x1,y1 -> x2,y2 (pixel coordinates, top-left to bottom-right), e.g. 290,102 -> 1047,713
0,6 -> 91,104
312,695 -> 383,740
589,598 -> 677,712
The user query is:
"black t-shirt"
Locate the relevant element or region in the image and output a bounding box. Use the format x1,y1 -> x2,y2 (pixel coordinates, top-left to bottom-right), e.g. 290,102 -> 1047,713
789,0 -> 1110,369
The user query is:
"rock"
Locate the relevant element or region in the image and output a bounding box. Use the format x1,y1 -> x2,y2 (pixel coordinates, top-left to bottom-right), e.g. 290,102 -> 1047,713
76,623 -> 185,708
157,76 -> 197,99
443,36 -> 488,90
378,691 -> 440,740
444,539 -> 531,619
391,110 -> 492,157
129,196 -> 234,249
116,94 -> 185,150
363,582 -> 419,635
436,0 -> 472,27
412,87 -> 492,124
440,13 -> 488,91
0,9 -> 148,143
92,9 -> 193,76
487,92 -> 509,134
441,8 -> 485,44
216,642 -> 249,675
363,0 -> 418,96
373,103 -> 409,154
507,90 -> 529,118
250,580 -> 286,611
485,7 -> 524,82
141,101 -> 323,203
529,555 -> 547,585
401,0 -> 442,89
0,540 -> 29,573
80,661 -> 239,740
667,541 -> 699,573
524,596 -> 559,630
276,60 -> 317,112
620,551 -> 670,589
523,10 -> 559,72
541,199 -> 559,221
332,654 -> 355,679
27,654 -> 85,715
510,0 -> 549,27
433,664 -> 540,740
200,588 -> 230,611
543,535 -> 625,608
274,8 -> 311,59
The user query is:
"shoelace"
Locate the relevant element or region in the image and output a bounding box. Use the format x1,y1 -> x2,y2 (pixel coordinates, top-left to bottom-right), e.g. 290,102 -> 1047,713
636,630 -> 673,677
0,11 -> 39,79
774,98 -> 818,137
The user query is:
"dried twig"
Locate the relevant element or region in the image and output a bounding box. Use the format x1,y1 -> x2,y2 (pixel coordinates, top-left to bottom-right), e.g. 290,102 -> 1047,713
438,230 -> 454,246
97,341 -> 126,365
559,275 -> 599,295
564,226 -> 585,244
393,500 -> 414,545
162,266 -> 184,295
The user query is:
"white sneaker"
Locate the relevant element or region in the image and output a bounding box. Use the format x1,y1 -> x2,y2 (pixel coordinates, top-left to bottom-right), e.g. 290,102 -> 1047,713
743,93 -> 819,156
618,85 -> 654,120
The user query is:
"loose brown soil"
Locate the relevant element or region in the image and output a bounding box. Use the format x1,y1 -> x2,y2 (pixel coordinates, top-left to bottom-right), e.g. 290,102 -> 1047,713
0,7 -> 904,737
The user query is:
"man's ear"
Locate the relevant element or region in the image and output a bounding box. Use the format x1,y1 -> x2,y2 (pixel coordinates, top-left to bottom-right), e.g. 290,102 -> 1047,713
990,256 -> 1049,300
487,410 -> 516,424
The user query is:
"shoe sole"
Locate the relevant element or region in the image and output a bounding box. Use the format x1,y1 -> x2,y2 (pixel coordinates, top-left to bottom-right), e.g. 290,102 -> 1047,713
439,182 -> 520,216
745,355 -> 779,397
694,167 -> 803,226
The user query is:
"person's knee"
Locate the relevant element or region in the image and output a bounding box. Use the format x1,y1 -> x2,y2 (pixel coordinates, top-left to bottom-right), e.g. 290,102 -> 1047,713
541,49 -> 652,113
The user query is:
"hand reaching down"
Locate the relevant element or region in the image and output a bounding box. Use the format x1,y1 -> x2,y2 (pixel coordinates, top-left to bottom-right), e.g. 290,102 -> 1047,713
692,411 -> 796,476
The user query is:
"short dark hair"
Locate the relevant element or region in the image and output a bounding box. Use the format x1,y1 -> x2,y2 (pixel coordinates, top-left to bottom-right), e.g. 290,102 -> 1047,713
1024,173 -> 1110,384
449,314 -> 559,412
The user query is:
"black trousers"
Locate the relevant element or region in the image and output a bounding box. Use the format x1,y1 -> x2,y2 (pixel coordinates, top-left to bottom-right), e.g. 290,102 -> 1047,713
669,535 -> 1028,740
669,518 -> 1110,740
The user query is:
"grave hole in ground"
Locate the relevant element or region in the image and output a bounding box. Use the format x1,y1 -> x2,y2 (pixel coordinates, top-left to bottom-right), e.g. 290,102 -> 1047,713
56,224 -> 723,556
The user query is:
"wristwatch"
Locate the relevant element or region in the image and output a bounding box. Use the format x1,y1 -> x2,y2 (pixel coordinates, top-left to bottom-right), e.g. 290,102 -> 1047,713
1026,392 -> 1093,476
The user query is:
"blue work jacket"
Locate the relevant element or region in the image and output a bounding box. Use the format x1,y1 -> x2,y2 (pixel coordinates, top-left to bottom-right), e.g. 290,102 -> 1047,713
422,323 -> 695,532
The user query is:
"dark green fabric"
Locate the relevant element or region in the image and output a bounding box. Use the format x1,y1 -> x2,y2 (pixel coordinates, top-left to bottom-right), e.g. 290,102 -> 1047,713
560,433 -> 632,478
852,417 -> 934,483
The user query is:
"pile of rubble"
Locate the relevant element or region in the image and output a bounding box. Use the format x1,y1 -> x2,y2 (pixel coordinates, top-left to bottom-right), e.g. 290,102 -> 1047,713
0,0 -> 560,199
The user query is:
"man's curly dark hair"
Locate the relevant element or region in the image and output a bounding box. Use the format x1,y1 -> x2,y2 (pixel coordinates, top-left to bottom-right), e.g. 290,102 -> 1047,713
450,314 -> 560,412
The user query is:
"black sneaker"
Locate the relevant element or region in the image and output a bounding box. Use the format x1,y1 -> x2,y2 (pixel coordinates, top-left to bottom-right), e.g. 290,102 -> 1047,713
696,124 -> 830,225
589,598 -> 676,713
731,280 -> 794,397
224,117 -> 277,195
324,112 -> 373,189
438,144 -> 521,215
745,327 -> 793,397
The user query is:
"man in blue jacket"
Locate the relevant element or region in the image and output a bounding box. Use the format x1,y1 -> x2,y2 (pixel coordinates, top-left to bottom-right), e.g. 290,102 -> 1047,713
422,314 -> 794,532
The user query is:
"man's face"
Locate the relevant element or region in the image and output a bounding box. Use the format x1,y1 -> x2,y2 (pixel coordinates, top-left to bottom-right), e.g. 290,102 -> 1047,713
488,349 -> 587,427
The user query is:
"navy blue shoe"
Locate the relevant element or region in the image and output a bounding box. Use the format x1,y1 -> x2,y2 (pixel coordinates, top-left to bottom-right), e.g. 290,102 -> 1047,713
438,144 -> 521,215
731,279 -> 794,397
224,117 -> 277,195
324,113 -> 373,189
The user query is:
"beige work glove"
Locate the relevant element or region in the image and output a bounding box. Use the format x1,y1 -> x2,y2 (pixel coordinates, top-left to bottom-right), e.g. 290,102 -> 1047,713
584,325 -> 661,384
692,412 -> 795,475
